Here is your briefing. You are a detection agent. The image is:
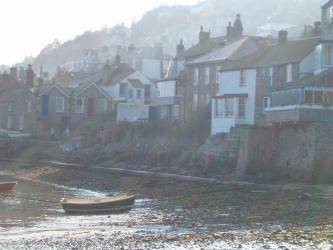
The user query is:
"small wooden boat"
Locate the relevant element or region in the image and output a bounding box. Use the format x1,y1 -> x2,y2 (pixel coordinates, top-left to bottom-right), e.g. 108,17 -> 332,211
61,195 -> 135,214
0,182 -> 17,192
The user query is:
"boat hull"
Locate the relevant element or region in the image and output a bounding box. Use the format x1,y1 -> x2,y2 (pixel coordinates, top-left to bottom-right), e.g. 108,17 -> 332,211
0,182 -> 17,192
61,195 -> 135,214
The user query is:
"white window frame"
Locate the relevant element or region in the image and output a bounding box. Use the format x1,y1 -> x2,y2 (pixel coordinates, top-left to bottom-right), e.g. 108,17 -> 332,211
193,94 -> 198,111
240,70 -> 247,87
7,116 -> 13,129
27,101 -> 32,113
263,97 -> 271,112
324,44 -> 333,66
136,89 -> 142,99
224,98 -> 234,117
269,67 -> 274,86
194,68 -> 199,85
238,97 -> 246,119
8,102 -> 13,112
204,67 -> 210,85
286,64 -> 293,83
216,71 -> 220,85
75,97 -> 84,114
55,96 -> 65,113
19,115 -> 24,130
215,98 -> 224,118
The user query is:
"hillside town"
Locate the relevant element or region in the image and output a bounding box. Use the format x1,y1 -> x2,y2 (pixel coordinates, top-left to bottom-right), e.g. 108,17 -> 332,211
2,1 -> 333,249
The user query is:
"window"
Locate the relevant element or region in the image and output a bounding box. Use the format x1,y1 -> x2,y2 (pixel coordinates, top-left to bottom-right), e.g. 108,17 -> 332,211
314,91 -> 324,105
286,64 -> 293,83
206,94 -> 211,105
216,71 -> 220,84
129,89 -> 133,99
194,68 -> 199,85
75,98 -> 84,113
238,97 -> 246,119
19,116 -> 24,130
55,96 -> 65,113
136,89 -> 142,99
215,99 -> 224,118
224,98 -> 234,117
269,67 -> 274,86
263,97 -> 271,113
98,98 -> 107,112
119,83 -> 127,97
324,44 -> 332,66
326,5 -> 333,21
7,116 -> 13,129
144,85 -> 151,99
240,70 -> 247,86
8,102 -> 13,112
305,90 -> 313,104
193,94 -> 198,111
27,101 -> 32,113
204,68 -> 210,85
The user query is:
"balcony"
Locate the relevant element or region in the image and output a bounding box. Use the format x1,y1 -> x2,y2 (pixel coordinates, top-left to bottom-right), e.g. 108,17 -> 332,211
266,105 -> 333,123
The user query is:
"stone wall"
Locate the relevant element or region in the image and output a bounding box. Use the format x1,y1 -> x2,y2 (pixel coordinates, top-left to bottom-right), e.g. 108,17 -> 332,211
232,123 -> 333,182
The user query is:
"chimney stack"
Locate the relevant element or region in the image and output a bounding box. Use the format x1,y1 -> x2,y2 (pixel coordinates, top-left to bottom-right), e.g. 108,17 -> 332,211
10,67 -> 17,82
26,64 -> 34,87
176,39 -> 185,57
278,30 -> 288,44
1,71 -> 11,91
199,26 -> 211,44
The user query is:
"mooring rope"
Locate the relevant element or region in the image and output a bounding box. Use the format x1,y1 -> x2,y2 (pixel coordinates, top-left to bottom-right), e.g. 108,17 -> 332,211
0,193 -> 60,204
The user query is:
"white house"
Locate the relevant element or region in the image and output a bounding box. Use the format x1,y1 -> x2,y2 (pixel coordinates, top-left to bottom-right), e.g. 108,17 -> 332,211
101,69 -> 155,123
211,69 -> 257,134
149,79 -> 180,120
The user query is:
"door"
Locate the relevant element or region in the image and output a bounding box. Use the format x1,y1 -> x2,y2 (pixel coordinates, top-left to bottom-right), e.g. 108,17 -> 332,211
42,95 -> 49,117
87,98 -> 95,117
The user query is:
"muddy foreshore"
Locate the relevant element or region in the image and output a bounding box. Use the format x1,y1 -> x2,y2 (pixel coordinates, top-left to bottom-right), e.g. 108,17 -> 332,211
1,162 -> 333,249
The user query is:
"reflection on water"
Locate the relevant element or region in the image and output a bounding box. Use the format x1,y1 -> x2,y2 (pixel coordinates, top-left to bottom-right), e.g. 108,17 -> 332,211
0,178 -> 165,239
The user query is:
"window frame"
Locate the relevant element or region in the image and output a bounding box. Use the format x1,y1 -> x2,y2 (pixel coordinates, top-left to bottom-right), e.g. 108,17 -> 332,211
75,97 -> 84,114
240,70 -> 247,87
55,96 -> 65,113
194,68 -> 199,85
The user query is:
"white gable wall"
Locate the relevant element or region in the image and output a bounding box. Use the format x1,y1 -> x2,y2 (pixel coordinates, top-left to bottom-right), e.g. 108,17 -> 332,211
211,69 -> 257,135
300,45 -> 321,75
142,59 -> 161,80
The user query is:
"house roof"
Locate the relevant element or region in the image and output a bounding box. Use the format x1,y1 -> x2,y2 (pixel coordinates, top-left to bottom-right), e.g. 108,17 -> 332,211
73,82 -> 111,100
323,0 -> 333,9
181,36 -> 228,59
127,79 -> 144,89
0,87 -> 33,102
186,37 -> 263,65
39,84 -> 70,97
220,37 -> 320,71
107,63 -> 136,85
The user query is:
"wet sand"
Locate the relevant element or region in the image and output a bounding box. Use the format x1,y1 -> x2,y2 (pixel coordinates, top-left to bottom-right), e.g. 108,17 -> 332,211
1,162 -> 333,249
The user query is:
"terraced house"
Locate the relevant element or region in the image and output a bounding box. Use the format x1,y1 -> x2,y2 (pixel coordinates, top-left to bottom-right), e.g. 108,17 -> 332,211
211,31 -> 321,134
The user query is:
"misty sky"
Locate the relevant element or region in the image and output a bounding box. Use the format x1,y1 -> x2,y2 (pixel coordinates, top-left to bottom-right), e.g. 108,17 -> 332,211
1,0 -> 200,65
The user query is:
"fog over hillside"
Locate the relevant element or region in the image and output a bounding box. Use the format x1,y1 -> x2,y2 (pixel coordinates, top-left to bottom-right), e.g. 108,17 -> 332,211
26,0 -> 326,76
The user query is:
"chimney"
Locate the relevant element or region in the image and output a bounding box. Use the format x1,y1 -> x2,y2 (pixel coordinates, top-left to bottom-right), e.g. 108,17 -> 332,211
199,26 -> 210,43
176,40 -> 185,57
1,71 -> 11,91
103,59 -> 112,83
26,64 -> 34,87
115,54 -> 121,65
10,67 -> 17,82
226,21 -> 233,38
278,30 -> 288,44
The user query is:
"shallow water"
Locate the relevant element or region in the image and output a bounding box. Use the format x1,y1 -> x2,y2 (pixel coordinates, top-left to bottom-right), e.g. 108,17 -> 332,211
0,178 -> 172,241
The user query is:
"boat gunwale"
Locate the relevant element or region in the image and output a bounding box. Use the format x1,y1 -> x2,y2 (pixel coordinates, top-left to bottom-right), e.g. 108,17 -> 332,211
61,195 -> 135,205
